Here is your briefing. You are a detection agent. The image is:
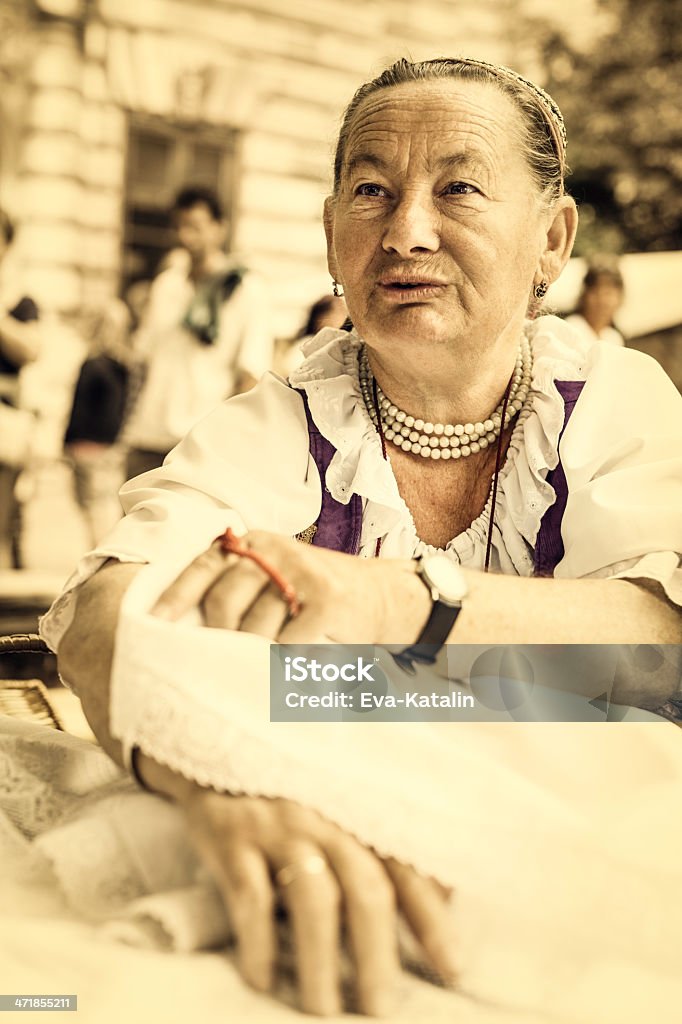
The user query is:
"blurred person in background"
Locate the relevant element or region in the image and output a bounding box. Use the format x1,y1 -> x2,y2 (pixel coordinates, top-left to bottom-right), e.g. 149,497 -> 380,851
301,293 -> 348,337
122,278 -> 153,333
0,206 -> 40,569
565,259 -> 625,346
63,299 -> 134,548
123,186 -> 274,480
274,292 -> 347,378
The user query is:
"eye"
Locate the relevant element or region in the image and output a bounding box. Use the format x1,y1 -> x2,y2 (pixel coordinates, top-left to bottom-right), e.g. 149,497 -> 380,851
442,181 -> 478,196
355,182 -> 388,197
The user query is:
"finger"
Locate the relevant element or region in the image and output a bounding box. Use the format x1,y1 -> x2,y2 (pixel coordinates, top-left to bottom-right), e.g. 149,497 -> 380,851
201,838 -> 277,994
151,544 -> 239,620
202,556 -> 271,631
239,582 -> 292,640
272,843 -> 342,1017
223,843 -> 278,993
278,606 -> 336,644
383,859 -> 458,986
324,837 -> 400,1017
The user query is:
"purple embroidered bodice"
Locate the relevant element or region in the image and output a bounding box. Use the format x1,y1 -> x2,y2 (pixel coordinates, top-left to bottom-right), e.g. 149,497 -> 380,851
297,380 -> 584,576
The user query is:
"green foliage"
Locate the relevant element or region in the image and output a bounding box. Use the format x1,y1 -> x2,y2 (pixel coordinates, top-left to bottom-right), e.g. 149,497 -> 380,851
535,0 -> 682,254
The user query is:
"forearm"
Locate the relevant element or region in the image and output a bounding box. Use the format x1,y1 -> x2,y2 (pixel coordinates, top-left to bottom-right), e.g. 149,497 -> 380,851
399,568 -> 680,706
0,316 -> 40,366
57,562 -> 140,766
57,561 -> 198,800
454,573 -> 680,645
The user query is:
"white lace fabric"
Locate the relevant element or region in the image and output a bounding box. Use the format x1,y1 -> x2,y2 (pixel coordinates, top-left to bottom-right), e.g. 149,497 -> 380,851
0,716 -> 229,952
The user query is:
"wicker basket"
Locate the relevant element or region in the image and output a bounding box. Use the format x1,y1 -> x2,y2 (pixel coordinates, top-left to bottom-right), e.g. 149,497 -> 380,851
0,634 -> 62,729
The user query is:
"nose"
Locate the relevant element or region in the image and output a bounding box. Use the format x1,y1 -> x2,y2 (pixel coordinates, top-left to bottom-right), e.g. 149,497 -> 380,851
382,189 -> 440,258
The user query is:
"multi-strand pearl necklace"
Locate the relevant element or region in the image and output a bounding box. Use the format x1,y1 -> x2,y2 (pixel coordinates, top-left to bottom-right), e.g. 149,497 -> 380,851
359,337 -> 533,460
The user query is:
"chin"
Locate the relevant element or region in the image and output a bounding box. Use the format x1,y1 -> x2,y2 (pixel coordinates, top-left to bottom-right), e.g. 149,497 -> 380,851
369,308 -> 465,350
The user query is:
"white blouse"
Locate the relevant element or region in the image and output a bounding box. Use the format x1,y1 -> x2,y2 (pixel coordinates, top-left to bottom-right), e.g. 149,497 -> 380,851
41,315 -> 681,651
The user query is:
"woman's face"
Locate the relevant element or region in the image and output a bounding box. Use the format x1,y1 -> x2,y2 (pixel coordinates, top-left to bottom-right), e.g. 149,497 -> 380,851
325,79 -> 564,362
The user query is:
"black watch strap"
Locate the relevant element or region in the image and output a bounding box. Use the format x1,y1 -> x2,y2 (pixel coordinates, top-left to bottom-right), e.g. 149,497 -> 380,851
392,602 -> 463,676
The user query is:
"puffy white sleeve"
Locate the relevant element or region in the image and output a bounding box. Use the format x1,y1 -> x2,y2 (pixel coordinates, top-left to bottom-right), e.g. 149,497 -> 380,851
40,373 -> 321,652
556,344 -> 682,605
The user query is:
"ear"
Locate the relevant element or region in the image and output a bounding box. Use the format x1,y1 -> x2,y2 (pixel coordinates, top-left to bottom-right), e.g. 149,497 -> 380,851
539,196 -> 578,284
323,196 -> 340,281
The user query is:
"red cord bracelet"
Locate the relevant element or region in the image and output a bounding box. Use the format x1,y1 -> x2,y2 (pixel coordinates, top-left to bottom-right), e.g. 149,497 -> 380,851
215,528 -> 301,618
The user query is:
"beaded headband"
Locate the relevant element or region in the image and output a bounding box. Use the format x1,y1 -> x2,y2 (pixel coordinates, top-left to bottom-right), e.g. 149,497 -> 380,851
450,56 -> 567,178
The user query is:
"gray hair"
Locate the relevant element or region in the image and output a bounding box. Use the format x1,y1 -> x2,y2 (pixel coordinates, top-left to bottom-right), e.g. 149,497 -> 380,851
332,58 -> 568,204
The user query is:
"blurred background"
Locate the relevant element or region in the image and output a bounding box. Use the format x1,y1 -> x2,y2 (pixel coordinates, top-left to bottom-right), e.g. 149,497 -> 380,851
0,0 -> 680,624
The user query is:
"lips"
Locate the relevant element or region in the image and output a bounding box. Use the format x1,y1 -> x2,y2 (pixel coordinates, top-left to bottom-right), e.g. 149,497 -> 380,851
377,276 -> 447,302
379,277 -> 446,288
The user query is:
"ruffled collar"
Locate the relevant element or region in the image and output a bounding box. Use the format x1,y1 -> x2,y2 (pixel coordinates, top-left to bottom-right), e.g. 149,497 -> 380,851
289,318 -> 594,570
290,327 -> 404,513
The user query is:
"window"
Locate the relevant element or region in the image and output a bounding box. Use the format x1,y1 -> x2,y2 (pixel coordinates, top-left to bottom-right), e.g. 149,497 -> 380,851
122,116 -> 238,289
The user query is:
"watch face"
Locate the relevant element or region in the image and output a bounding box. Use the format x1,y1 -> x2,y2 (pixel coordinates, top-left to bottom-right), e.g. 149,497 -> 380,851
421,554 -> 468,603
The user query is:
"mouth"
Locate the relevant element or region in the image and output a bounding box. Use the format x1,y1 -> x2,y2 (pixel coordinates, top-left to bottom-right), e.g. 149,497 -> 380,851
379,276 -> 445,288
377,278 -> 447,301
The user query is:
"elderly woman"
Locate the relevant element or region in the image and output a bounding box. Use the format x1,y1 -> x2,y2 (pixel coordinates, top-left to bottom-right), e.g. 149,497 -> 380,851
45,58 -> 681,1016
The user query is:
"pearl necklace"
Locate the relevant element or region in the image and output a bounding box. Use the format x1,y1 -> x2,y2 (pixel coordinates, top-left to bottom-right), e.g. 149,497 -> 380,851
359,338 -> 533,460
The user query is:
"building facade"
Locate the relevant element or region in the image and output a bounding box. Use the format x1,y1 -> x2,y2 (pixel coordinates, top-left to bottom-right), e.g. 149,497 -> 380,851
0,0 -> 585,335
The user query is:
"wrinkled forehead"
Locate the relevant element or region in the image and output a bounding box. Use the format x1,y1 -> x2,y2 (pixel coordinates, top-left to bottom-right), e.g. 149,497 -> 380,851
341,79 -> 525,176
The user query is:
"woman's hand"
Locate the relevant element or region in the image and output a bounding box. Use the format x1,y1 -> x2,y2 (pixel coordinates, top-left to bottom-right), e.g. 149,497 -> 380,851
147,532 -> 451,1014
151,529 -> 430,646
172,779 -> 458,1016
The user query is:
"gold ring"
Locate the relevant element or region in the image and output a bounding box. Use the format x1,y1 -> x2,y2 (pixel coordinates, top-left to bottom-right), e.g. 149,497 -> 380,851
275,854 -> 327,888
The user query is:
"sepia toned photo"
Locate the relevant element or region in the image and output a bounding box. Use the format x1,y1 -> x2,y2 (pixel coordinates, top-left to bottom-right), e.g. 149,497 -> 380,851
0,1 -> 680,1021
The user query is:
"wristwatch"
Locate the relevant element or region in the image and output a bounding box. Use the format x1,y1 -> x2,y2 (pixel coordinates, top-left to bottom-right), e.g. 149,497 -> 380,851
394,553 -> 468,674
